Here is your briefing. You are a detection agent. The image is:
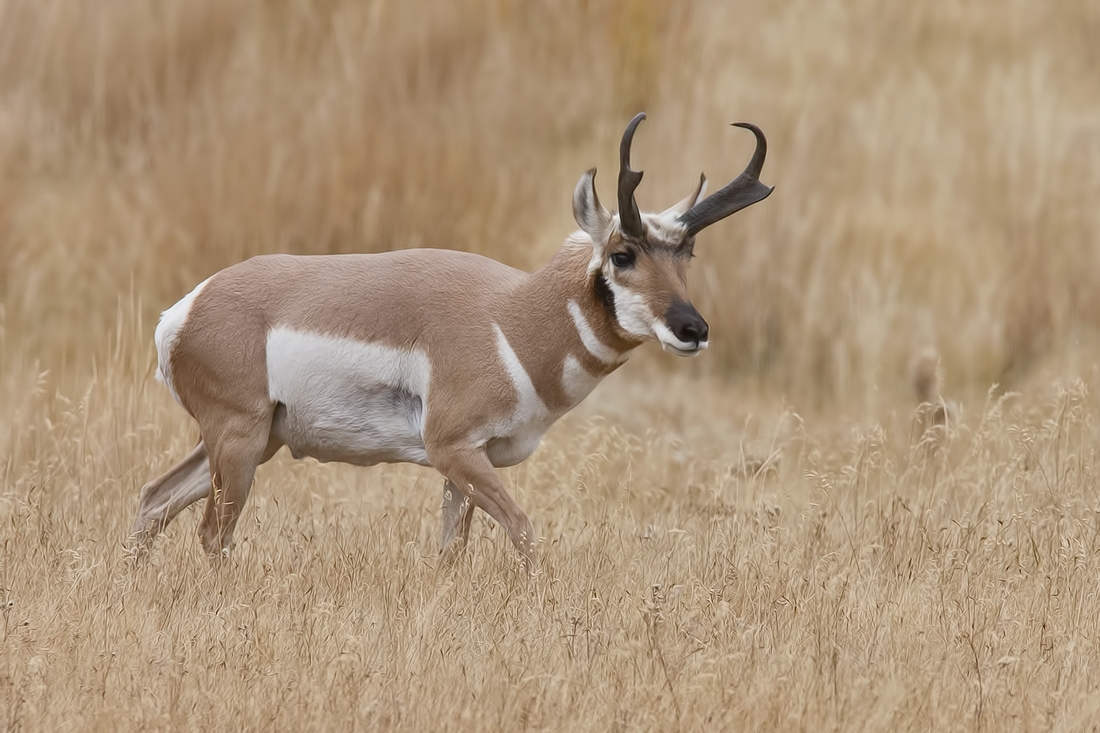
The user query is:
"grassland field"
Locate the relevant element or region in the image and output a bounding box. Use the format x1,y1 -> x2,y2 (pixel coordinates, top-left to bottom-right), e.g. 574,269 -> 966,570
3,1 -> 1100,730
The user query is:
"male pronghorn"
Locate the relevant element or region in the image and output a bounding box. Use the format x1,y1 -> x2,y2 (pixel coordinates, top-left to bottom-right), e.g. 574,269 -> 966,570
131,113 -> 773,572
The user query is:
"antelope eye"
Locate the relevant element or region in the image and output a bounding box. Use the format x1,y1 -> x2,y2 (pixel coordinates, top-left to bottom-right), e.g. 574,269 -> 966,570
610,251 -> 635,269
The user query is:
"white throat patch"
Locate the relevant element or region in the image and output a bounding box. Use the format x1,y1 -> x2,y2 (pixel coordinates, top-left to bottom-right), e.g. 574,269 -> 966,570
567,300 -> 621,364
561,355 -> 602,404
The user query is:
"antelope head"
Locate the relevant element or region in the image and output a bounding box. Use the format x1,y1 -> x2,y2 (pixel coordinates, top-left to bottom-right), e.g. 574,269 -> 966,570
572,112 -> 773,356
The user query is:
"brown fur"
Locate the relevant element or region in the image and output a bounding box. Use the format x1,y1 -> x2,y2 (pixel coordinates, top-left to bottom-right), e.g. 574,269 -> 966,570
131,242 -> 655,570
601,229 -> 694,322
131,116 -> 772,573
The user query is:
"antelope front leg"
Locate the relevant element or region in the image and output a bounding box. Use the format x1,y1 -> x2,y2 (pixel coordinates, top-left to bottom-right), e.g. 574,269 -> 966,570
428,446 -> 537,574
440,479 -> 474,565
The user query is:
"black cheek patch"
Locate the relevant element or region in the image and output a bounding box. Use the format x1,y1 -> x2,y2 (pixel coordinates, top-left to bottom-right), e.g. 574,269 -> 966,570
594,275 -> 616,318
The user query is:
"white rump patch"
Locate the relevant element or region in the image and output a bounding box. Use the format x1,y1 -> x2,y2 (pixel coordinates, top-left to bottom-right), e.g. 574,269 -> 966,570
154,276 -> 212,405
567,300 -> 621,364
266,328 -> 432,466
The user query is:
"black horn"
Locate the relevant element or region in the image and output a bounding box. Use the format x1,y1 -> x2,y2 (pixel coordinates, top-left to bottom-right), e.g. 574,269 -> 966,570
679,122 -> 773,237
617,112 -> 647,238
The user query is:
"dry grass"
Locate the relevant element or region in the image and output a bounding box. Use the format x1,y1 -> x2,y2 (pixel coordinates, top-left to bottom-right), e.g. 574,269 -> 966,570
3,0 -> 1100,730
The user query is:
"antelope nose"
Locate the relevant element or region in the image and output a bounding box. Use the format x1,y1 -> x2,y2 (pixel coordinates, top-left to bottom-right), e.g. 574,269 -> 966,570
666,301 -> 709,345
676,318 -> 708,344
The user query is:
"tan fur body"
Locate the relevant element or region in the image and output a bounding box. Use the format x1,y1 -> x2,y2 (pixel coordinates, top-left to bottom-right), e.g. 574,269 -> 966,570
133,239 -> 639,569
172,243 -> 634,468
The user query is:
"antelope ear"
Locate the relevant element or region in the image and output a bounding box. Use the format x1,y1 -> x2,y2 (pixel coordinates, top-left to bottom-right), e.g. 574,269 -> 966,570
573,168 -> 614,274
661,173 -> 708,217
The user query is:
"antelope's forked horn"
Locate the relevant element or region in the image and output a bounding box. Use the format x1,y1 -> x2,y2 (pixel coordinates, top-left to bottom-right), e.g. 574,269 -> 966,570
617,112 -> 646,238
679,122 -> 773,237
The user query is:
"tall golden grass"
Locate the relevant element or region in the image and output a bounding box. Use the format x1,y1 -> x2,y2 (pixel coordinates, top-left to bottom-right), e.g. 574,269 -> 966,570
3,0 -> 1100,729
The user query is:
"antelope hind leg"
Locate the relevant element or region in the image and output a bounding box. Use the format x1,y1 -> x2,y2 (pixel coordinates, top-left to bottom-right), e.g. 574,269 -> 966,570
198,415 -> 279,557
129,441 -> 211,554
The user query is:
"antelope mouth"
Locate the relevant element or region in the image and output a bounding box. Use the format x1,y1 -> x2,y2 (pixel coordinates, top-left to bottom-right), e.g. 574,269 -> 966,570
661,340 -> 708,357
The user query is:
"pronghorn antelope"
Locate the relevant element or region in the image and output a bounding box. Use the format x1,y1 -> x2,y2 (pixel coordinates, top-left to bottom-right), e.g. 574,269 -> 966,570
130,113 -> 773,571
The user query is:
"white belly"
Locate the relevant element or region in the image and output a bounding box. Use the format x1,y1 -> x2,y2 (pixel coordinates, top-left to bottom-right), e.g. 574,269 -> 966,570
266,328 -> 432,466
264,325 -> 612,471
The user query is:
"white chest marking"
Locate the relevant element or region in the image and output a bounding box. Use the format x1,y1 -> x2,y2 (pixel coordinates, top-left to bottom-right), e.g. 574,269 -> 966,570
265,328 -> 432,466
561,355 -> 602,405
480,324 -> 553,467
154,275 -> 213,404
567,300 -> 622,364
493,324 -> 548,421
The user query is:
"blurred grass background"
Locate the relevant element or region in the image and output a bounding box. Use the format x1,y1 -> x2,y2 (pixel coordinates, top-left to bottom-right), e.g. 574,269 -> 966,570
2,0 -> 1098,411
5,3 -> 1100,730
